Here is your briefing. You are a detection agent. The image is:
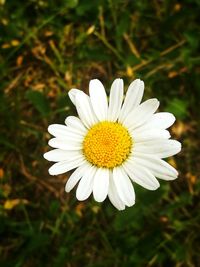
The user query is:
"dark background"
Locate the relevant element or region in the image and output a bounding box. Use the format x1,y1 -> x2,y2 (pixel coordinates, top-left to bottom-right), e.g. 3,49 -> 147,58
0,0 -> 200,266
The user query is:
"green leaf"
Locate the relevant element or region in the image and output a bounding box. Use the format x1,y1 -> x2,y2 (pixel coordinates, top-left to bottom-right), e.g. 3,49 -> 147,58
26,90 -> 50,117
184,30 -> 199,50
66,0 -> 79,8
166,98 -> 188,119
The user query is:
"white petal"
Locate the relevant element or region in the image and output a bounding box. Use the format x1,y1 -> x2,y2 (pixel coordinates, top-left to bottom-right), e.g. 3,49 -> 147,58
132,129 -> 170,143
48,124 -> 84,138
48,138 -> 82,150
89,79 -> 108,121
113,167 -> 135,207
118,79 -> 144,123
123,161 -> 160,190
108,170 -> 125,210
68,89 -> 81,105
107,78 -> 124,122
141,112 -> 176,130
131,153 -> 178,180
76,165 -> 96,201
75,91 -> 98,128
123,99 -> 159,130
65,162 -> 90,192
44,149 -> 80,162
133,140 -> 182,158
48,155 -> 85,175
64,116 -> 87,134
48,124 -> 68,137
93,168 -> 109,202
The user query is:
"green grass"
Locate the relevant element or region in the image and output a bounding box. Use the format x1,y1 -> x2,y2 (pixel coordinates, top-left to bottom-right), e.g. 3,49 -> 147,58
0,0 -> 200,266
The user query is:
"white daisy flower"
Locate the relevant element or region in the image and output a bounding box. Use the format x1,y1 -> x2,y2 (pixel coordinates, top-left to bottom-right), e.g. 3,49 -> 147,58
44,78 -> 181,210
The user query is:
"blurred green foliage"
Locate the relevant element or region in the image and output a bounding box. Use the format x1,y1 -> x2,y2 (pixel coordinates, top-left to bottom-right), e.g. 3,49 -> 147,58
0,0 -> 200,266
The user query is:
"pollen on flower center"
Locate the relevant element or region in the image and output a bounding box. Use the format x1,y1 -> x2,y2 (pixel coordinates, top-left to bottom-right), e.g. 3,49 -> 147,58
83,121 -> 132,168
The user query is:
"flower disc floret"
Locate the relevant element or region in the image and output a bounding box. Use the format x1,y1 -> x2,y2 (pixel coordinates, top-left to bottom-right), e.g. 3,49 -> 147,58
83,121 -> 132,168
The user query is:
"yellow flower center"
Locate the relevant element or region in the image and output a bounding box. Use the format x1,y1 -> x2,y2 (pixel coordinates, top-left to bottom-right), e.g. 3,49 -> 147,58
83,121 -> 132,168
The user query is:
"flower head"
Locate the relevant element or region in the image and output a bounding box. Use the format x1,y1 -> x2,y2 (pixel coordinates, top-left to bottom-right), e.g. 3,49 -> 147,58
44,79 -> 181,210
